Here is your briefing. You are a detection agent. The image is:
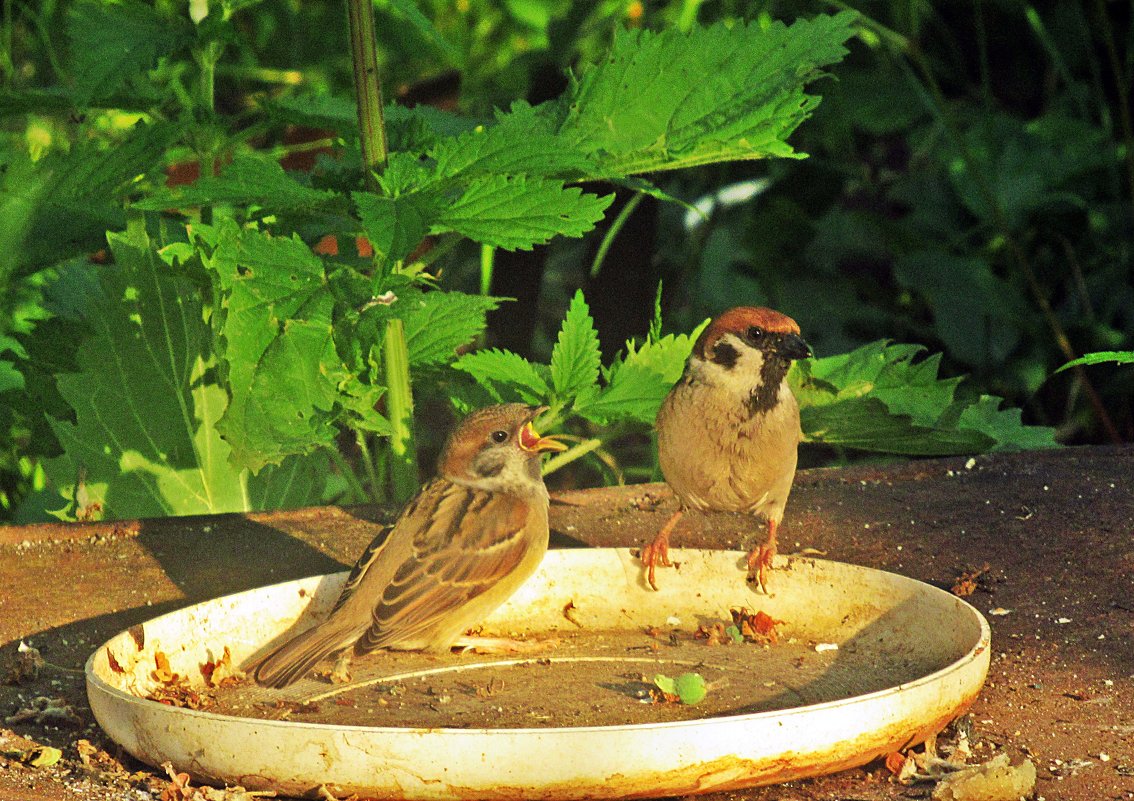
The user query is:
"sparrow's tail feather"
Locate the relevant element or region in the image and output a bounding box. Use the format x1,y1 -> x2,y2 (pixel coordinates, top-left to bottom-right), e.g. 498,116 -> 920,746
253,624 -> 357,689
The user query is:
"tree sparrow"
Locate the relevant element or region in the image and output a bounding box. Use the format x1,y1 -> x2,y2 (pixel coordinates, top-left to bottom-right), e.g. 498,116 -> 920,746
642,307 -> 811,592
254,403 -> 567,688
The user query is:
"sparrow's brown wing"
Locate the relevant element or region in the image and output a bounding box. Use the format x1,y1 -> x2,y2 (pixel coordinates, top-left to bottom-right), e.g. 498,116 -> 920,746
356,478 -> 532,653
330,525 -> 393,615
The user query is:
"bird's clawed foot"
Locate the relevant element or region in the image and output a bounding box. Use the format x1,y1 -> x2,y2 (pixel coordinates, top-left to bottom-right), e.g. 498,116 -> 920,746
639,534 -> 672,592
329,651 -> 354,684
639,509 -> 683,591
746,543 -> 776,594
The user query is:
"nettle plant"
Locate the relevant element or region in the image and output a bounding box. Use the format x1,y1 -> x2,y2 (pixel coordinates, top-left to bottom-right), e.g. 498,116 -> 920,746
2,2 -> 1053,522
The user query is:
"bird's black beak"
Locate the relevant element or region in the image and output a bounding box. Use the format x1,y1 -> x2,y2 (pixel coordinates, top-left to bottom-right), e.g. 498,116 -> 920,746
776,333 -> 812,361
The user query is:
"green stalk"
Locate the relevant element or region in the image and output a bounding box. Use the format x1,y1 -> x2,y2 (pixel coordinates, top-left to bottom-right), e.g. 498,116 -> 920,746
589,192 -> 643,278
328,442 -> 372,505
479,244 -> 495,296
348,0 -> 388,188
347,0 -> 417,499
541,437 -> 603,476
383,318 -> 419,499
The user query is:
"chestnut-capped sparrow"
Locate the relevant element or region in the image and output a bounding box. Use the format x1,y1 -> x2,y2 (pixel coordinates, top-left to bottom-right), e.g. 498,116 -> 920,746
641,307 -> 811,592
254,403 -> 566,688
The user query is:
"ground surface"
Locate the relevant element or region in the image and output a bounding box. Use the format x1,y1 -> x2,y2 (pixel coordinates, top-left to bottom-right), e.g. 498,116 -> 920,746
0,445 -> 1131,800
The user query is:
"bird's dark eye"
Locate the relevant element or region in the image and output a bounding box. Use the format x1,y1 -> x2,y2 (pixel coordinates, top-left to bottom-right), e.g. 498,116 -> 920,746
745,325 -> 765,343
490,430 -> 509,444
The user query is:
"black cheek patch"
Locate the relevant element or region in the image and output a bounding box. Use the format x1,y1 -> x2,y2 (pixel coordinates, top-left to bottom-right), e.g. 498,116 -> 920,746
712,341 -> 739,369
472,453 -> 506,478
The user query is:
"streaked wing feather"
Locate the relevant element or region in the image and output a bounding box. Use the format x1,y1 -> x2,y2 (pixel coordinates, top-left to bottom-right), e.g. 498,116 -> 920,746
331,525 -> 394,614
357,483 -> 530,652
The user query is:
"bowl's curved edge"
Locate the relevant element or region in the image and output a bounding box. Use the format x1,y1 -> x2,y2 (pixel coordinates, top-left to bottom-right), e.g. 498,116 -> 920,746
85,549 -> 992,800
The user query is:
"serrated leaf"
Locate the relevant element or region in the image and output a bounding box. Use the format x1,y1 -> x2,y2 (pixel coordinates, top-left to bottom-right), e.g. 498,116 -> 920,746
2,124 -> 176,273
433,175 -> 613,251
0,335 -> 27,394
201,222 -> 343,471
353,190 -> 434,265
575,328 -> 702,425
452,349 -> 550,404
955,396 -> 1058,451
134,154 -> 339,212
378,0 -> 463,67
792,341 -> 1057,455
1055,350 -> 1134,373
431,122 -> 595,179
558,13 -> 857,176
269,93 -> 359,132
550,290 -> 601,401
44,226 -> 323,519
67,0 -> 191,102
394,289 -> 504,367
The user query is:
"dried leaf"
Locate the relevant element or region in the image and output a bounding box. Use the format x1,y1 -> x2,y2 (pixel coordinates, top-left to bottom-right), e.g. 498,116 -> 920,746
730,608 -> 782,644
106,648 -> 125,674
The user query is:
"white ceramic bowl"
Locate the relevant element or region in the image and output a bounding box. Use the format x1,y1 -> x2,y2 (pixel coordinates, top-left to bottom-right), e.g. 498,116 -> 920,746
87,549 -> 989,799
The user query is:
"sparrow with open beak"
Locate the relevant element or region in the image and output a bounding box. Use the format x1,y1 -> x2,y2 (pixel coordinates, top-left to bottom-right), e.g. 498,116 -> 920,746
254,403 -> 567,688
641,307 -> 811,592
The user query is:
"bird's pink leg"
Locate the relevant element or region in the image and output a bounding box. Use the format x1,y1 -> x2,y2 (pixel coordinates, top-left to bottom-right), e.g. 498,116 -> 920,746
746,518 -> 778,593
640,509 -> 683,591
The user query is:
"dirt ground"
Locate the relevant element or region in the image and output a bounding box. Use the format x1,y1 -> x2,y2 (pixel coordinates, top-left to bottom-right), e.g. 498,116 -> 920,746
0,445 -> 1131,800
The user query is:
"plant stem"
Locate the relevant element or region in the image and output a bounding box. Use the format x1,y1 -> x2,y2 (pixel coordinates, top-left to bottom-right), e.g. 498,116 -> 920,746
479,244 -> 494,296
356,429 -> 388,503
589,192 -> 643,278
348,0 -> 388,189
328,441 -> 372,504
541,437 -> 604,476
348,0 -> 417,497
383,318 -> 419,500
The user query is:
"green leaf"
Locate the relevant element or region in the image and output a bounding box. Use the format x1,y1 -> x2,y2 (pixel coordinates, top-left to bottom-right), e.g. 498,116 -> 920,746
0,335 -> 27,394
792,341 -> 1057,455
1055,350 -> 1134,373
1,125 -> 177,273
955,396 -> 1058,451
200,222 -> 343,471
354,190 -> 435,265
431,119 -> 596,180
134,154 -> 340,212
558,13 -> 857,176
550,290 -> 601,401
575,326 -> 704,425
44,226 -> 323,519
433,175 -> 613,250
452,349 -> 550,404
893,251 -> 1024,369
653,672 -> 708,705
269,93 -> 359,132
395,289 -> 504,367
377,0 -> 463,68
67,0 -> 191,103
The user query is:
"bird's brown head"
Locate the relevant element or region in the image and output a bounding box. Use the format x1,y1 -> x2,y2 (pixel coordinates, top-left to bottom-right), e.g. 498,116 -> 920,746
438,403 -> 567,494
688,306 -> 811,413
694,307 -> 811,365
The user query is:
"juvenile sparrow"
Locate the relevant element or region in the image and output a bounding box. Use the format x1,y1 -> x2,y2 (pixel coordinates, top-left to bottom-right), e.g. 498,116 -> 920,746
254,403 -> 567,688
641,307 -> 811,592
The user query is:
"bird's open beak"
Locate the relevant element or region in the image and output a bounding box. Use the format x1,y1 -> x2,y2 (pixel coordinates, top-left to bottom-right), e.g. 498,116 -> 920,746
519,421 -> 568,453
777,333 -> 812,361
